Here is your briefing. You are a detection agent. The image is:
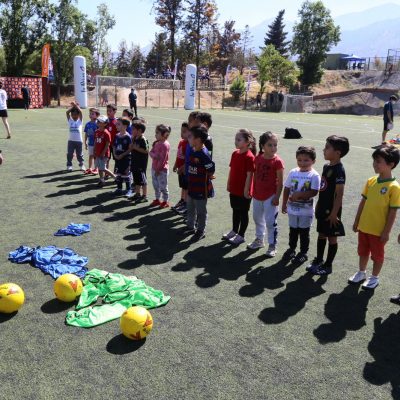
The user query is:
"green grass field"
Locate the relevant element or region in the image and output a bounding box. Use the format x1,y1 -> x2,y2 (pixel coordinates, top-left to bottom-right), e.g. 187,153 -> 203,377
1,108 -> 399,400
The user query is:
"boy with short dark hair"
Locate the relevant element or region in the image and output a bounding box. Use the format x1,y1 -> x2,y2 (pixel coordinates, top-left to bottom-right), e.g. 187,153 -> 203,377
113,117 -> 132,196
122,108 -> 134,135
66,101 -> 85,172
308,135 -> 350,275
349,145 -> 400,290
106,104 -> 118,163
84,107 -> 100,175
195,112 -> 213,158
186,125 -> 215,241
282,146 -> 321,266
129,120 -> 149,201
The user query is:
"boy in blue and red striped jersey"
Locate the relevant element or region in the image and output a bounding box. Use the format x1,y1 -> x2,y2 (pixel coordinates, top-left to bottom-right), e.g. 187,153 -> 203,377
186,125 -> 215,241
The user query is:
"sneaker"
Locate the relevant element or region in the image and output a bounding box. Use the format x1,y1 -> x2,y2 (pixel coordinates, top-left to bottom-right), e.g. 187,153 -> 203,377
222,230 -> 236,240
314,263 -> 332,276
282,248 -> 296,261
229,234 -> 245,245
97,180 -> 105,188
389,294 -> 400,305
306,258 -> 324,273
80,165 -> 86,171
84,168 -> 91,175
90,168 -> 98,175
139,195 -> 149,203
159,201 -> 170,208
132,193 -> 142,201
192,231 -> 205,241
247,238 -> 265,250
67,166 -> 73,172
172,199 -> 184,210
176,206 -> 187,215
348,271 -> 367,284
362,275 -> 379,290
150,199 -> 161,207
292,252 -> 308,266
125,190 -> 134,198
265,245 -> 277,258
112,188 -> 123,196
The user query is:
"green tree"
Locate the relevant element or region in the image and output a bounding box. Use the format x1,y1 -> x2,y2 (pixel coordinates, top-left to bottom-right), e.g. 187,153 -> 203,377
93,3 -> 116,74
50,0 -> 91,104
257,44 -> 297,94
184,0 -> 218,70
129,44 -> 145,76
0,0 -> 52,76
291,1 -> 340,85
145,32 -> 169,73
115,40 -> 131,76
153,0 -> 184,67
229,75 -> 246,101
212,20 -> 241,77
264,10 -> 290,57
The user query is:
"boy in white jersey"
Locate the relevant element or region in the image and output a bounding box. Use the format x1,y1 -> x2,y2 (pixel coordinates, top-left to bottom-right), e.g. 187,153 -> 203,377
66,101 -> 85,172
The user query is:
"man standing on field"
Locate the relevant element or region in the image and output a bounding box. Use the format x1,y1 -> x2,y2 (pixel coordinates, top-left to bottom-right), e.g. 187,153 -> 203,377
382,95 -> 398,144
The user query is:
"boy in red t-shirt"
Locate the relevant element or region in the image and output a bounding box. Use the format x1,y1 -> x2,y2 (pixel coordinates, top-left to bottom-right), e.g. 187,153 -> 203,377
172,122 -> 190,212
106,104 -> 118,171
94,115 -> 116,187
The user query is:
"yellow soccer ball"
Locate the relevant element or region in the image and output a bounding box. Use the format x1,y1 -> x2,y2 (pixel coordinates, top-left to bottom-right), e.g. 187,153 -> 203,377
0,283 -> 25,313
120,306 -> 153,340
54,274 -> 83,302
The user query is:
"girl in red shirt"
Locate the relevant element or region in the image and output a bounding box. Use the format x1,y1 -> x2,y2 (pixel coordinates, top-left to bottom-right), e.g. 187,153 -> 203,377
223,129 -> 256,245
247,132 -> 285,257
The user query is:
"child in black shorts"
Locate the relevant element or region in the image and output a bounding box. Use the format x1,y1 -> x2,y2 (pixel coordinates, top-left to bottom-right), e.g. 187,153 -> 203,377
307,135 -> 350,275
129,119 -> 149,201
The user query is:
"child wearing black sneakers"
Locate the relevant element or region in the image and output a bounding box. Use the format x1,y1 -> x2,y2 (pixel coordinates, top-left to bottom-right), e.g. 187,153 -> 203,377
307,136 -> 349,275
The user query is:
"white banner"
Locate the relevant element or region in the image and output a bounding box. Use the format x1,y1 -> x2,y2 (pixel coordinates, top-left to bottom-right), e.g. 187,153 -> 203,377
184,64 -> 197,110
73,56 -> 88,108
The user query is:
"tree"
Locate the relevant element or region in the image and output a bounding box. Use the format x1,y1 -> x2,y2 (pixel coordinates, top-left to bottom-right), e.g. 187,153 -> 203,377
50,0 -> 91,105
0,0 -> 52,76
129,44 -> 145,76
211,20 -> 241,77
291,1 -> 340,85
115,40 -> 131,76
145,32 -> 169,73
153,0 -> 184,67
257,44 -> 297,94
93,3 -> 116,74
229,75 -> 246,101
264,10 -> 290,57
184,0 -> 218,70
240,24 -> 253,73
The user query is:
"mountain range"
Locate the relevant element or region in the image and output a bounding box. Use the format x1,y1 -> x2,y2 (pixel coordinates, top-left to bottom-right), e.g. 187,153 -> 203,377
248,3 -> 400,57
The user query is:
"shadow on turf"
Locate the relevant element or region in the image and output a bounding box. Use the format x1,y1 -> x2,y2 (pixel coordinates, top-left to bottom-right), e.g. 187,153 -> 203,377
172,241 -> 266,288
239,256 -> 298,297
41,298 -> 74,314
258,273 -> 327,324
313,284 -> 374,344
118,211 -> 190,269
107,334 -> 146,354
22,170 -> 67,179
363,311 -> 400,400
0,311 -> 18,323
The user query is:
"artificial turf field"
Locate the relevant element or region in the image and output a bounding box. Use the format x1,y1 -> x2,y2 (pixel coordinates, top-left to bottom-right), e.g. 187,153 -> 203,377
1,107 -> 400,400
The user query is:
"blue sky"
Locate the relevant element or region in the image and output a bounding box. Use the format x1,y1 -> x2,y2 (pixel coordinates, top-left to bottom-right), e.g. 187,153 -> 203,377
77,0 -> 400,50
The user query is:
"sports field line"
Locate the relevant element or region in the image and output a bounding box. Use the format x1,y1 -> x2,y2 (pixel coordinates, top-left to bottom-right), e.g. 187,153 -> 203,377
140,113 -> 373,151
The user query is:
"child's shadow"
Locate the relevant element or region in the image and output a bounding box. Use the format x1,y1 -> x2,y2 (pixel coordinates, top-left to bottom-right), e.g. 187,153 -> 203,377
363,312 -> 400,400
258,274 -> 327,324
118,212 -> 189,269
313,284 -> 374,344
172,241 -> 266,288
239,256 -> 298,298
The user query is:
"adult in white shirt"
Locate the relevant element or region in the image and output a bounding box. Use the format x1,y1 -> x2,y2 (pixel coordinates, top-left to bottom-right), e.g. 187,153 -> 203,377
0,81 -> 11,139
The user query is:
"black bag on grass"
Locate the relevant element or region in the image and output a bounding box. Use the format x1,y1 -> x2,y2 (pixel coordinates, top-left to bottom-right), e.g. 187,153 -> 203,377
284,127 -> 302,139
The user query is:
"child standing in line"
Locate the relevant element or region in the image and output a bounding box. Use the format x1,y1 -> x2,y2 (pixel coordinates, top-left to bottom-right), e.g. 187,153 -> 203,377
149,124 -> 171,208
186,125 -> 215,241
282,146 -> 321,266
349,145 -> 400,290
66,102 -> 85,172
130,120 -> 149,202
84,107 -> 100,175
223,129 -> 256,245
247,132 -> 285,257
122,108 -> 134,135
195,112 -> 213,158
307,135 -> 349,275
172,122 -> 190,212
106,104 -> 118,172
113,117 -> 132,196
94,115 -> 116,187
